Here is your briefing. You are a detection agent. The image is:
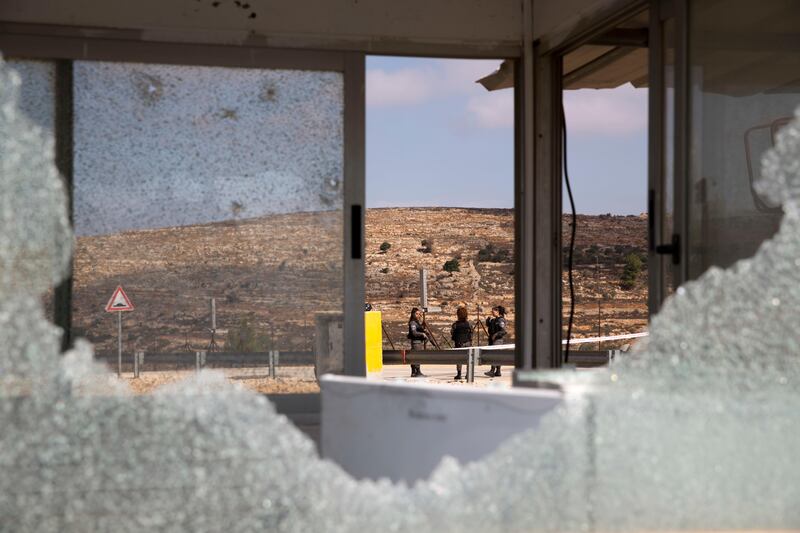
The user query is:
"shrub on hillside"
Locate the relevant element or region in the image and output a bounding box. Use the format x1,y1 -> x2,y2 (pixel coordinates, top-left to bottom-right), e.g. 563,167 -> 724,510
477,243 -> 510,263
418,239 -> 434,254
379,241 -> 391,253
619,253 -> 643,290
443,258 -> 460,273
225,317 -> 271,352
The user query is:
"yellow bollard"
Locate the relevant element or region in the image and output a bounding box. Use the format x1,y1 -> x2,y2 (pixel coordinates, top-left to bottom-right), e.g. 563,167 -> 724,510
364,311 -> 383,376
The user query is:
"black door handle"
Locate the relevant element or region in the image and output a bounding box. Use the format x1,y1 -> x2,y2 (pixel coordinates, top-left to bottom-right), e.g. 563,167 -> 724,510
655,233 -> 680,265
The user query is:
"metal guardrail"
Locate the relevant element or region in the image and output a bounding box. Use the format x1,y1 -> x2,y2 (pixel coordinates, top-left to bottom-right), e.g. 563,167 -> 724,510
381,349 -> 610,367
97,347 -> 612,381
94,350 -> 315,374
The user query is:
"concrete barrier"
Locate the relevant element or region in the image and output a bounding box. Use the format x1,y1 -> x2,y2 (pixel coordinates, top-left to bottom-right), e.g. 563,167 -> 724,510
320,374 -> 563,483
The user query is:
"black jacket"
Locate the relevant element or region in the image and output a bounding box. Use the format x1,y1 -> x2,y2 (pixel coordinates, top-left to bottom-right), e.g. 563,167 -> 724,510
451,320 -> 473,348
486,316 -> 507,346
407,319 -> 428,342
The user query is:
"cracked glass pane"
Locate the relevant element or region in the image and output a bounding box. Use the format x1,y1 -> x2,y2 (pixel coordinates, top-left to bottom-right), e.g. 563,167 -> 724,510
3,48 -> 800,530
686,0 -> 800,277
71,61 -> 344,396
7,58 -> 57,320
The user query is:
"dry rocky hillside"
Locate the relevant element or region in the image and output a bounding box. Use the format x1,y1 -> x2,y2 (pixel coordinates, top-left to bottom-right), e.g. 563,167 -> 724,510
72,208 -> 647,356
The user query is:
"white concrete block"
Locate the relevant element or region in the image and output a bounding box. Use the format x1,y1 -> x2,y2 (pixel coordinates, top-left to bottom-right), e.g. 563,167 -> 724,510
320,375 -> 562,483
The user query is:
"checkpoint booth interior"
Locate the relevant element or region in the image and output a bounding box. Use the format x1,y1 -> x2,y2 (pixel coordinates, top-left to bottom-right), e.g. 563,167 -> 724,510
2,0 -> 798,386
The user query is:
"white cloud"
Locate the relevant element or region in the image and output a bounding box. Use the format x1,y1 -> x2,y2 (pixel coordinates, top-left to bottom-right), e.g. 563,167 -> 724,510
366,68 -> 434,107
366,59 -> 503,109
438,59 -> 504,92
367,58 -> 648,135
467,84 -> 647,132
466,91 -> 514,129
564,85 -> 647,135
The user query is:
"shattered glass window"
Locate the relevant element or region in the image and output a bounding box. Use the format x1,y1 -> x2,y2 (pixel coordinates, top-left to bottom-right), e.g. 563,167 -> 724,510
686,0 -> 800,277
71,61 -> 344,397
6,58 -> 57,320
4,7 -> 800,524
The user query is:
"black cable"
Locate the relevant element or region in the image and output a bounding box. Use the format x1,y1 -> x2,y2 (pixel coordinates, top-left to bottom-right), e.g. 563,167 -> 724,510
561,103 -> 577,365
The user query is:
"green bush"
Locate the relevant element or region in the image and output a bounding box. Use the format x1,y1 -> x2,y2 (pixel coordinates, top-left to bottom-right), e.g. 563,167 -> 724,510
477,243 -> 510,263
625,253 -> 643,271
225,317 -> 271,352
380,267 -> 390,274
379,241 -> 391,253
619,253 -> 643,290
443,258 -> 460,273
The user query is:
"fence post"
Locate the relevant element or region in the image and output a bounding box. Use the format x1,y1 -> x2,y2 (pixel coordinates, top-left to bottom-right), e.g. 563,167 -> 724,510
133,351 -> 143,378
269,350 -> 275,379
195,350 -> 206,373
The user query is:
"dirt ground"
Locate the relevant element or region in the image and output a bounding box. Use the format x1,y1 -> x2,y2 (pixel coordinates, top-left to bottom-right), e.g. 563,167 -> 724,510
119,364 -> 519,395
123,366 -> 321,395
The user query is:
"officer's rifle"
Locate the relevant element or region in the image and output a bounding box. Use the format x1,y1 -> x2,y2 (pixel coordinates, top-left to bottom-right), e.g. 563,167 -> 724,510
381,322 -> 396,350
421,309 -> 442,350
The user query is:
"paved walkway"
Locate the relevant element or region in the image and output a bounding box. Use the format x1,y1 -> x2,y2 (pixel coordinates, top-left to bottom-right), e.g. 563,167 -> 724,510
381,364 -> 513,388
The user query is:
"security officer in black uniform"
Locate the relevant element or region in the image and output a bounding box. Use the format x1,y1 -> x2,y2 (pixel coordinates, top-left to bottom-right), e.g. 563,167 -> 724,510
451,306 -> 472,380
484,305 -> 507,377
407,307 -> 429,377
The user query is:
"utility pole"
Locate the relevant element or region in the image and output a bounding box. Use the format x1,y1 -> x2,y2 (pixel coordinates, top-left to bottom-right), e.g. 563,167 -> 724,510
207,297 -> 219,352
419,268 -> 428,311
420,268 -> 428,349
596,255 -> 601,351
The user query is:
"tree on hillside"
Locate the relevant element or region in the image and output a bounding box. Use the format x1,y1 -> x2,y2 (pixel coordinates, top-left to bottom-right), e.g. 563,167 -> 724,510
225,317 -> 271,352
619,253 -> 643,290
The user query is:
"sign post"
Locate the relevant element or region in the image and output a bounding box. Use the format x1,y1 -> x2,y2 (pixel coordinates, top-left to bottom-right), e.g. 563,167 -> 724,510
105,285 -> 135,377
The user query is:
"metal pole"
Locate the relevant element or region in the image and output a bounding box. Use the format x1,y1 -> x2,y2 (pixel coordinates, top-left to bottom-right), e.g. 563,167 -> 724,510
210,297 -> 216,330
596,256 -> 601,351
467,348 -> 475,383
117,312 -> 122,377
420,269 -> 428,309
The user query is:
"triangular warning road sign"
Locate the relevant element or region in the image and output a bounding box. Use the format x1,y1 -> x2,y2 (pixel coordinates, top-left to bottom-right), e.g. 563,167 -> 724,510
105,286 -> 135,312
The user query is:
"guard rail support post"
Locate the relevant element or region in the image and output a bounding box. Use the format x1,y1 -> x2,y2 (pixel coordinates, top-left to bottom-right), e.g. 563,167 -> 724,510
195,350 -> 206,373
467,348 -> 475,383
134,351 -> 143,378
269,350 -> 276,379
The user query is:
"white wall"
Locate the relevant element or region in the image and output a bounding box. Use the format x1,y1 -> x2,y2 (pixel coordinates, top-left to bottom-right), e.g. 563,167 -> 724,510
321,375 -> 562,483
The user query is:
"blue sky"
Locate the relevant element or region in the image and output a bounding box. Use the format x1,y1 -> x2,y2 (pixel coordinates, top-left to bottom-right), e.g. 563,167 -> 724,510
367,56 -> 648,215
